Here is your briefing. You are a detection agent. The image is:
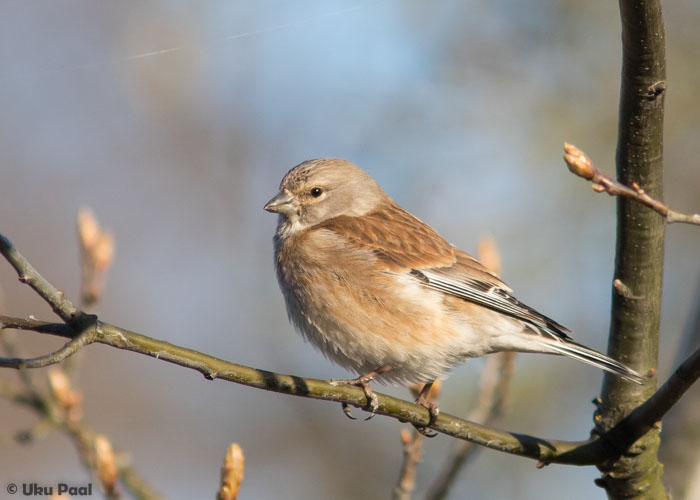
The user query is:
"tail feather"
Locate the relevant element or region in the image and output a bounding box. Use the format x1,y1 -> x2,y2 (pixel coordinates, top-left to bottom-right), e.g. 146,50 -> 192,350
543,340 -> 644,384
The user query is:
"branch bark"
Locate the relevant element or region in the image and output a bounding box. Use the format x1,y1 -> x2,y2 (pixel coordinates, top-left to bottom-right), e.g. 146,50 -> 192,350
595,1 -> 668,498
0,233 -> 80,323
1,227 -> 698,470
3,313 -> 698,469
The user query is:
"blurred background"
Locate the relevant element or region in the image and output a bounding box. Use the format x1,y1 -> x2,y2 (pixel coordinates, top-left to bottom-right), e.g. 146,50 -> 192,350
1,1 -> 699,499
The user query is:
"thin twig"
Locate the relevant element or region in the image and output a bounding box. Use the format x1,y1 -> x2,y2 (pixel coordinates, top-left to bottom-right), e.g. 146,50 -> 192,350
394,428 -> 424,500
563,143 -> 700,226
0,233 -> 101,369
3,357 -> 162,500
117,454 -> 166,500
0,328 -> 95,369
1,226 -> 162,500
1,316 -> 75,335
0,329 -> 50,401
393,382 -> 441,500
425,349 -> 515,500
0,305 -> 63,443
0,379 -> 39,408
0,233 -> 80,321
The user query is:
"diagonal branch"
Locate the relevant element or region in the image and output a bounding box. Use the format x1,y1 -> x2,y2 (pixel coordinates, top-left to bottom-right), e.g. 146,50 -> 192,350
393,410 -> 428,499
0,233 -> 103,368
563,143 -> 700,226
2,224 -> 161,500
3,313 -> 698,467
0,329 -> 94,369
1,232 -> 698,468
0,234 -> 81,322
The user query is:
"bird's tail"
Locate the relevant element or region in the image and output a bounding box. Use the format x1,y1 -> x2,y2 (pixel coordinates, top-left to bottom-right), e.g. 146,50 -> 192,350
543,339 -> 644,384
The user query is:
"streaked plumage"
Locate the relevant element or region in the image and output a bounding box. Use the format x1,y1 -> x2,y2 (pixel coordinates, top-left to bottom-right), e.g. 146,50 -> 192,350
265,159 -> 644,390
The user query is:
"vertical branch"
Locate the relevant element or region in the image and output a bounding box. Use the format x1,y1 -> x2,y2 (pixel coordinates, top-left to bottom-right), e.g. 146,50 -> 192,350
424,352 -> 514,500
596,1 -> 667,499
393,428 -> 425,500
392,381 -> 441,500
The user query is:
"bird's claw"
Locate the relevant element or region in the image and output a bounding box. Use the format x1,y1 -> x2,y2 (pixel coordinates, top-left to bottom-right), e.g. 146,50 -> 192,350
341,402 -> 357,420
329,373 -> 382,420
340,400 -> 375,420
411,387 -> 440,437
413,425 -> 438,438
363,388 -> 379,419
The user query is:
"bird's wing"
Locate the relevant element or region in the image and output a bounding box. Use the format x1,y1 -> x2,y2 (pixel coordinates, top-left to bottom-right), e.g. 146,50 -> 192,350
314,201 -> 457,270
316,202 -> 571,339
314,203 -> 646,384
418,250 -> 572,339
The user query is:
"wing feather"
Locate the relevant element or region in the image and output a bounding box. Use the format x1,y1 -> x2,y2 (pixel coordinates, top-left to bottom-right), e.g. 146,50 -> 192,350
312,202 -> 644,383
314,201 -> 456,270
315,202 -> 569,339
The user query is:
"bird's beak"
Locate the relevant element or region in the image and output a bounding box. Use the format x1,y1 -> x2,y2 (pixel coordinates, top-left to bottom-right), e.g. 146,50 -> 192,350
264,191 -> 295,214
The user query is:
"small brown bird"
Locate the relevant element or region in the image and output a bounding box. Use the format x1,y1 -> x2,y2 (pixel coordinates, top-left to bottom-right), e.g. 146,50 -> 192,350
265,159 -> 643,422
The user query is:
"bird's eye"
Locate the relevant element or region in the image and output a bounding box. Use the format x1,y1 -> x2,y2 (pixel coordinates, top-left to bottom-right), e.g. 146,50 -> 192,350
310,187 -> 324,198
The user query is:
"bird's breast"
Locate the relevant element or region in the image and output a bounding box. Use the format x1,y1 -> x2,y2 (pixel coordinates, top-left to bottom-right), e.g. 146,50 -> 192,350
273,229 -> 466,382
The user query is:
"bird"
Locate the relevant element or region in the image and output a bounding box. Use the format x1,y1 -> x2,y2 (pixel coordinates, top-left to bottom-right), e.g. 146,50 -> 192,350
264,158 -> 644,427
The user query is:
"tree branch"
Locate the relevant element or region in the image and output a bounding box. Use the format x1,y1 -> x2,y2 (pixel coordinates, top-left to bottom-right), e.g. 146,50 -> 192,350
2,220 -> 161,500
0,337 -> 163,500
595,1 -> 668,497
393,426 -> 425,500
563,143 -> 699,226
0,233 -> 80,322
0,328 -> 94,369
3,313 -> 698,468
425,352 -> 514,500
1,230 -> 697,473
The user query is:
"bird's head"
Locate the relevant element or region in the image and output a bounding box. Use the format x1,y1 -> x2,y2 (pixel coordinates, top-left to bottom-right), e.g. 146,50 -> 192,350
264,159 -> 386,235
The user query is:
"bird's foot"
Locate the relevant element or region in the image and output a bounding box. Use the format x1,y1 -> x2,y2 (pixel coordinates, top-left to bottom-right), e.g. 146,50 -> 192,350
330,374 -> 379,420
329,365 -> 392,421
412,382 -> 440,437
